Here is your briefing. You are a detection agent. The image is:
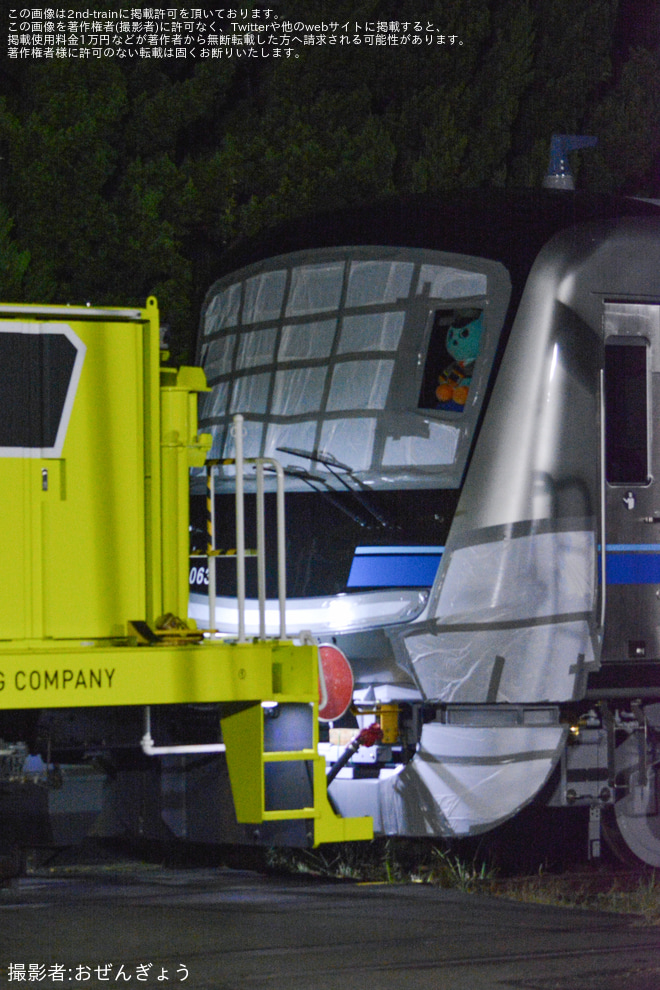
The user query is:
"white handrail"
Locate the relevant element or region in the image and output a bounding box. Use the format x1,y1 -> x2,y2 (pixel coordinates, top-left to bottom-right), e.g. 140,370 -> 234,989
140,706 -> 226,756
256,458 -> 267,639
248,457 -> 287,640
599,369 -> 607,633
205,415 -> 288,642
234,414 -> 247,643
141,735 -> 227,756
207,465 -> 216,636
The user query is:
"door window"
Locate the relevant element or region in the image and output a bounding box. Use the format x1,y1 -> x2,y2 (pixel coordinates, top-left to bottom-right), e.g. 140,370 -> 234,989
604,337 -> 649,485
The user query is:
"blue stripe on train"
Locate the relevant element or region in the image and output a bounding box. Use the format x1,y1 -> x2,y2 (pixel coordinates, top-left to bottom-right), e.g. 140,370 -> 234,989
604,547 -> 660,585
347,544 -> 660,589
347,547 -> 443,588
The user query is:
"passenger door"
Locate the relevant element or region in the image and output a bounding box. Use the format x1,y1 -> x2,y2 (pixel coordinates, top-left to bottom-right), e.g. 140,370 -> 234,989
602,302 -> 660,663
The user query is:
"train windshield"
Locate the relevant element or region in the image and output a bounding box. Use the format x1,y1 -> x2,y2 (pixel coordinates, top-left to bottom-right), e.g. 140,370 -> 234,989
196,247 -> 510,494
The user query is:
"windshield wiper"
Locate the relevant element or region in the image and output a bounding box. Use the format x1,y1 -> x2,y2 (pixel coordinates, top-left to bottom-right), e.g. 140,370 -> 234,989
277,446 -> 389,528
266,464 -> 369,527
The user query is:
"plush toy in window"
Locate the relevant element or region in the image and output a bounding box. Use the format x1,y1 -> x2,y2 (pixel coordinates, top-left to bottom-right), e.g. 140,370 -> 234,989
435,313 -> 483,411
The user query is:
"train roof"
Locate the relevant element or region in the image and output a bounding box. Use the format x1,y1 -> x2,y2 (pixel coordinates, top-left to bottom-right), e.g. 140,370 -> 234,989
215,189 -> 660,297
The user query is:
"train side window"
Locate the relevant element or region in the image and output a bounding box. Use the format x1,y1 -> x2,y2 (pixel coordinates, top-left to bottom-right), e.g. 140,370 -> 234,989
418,308 -> 483,412
604,338 -> 649,484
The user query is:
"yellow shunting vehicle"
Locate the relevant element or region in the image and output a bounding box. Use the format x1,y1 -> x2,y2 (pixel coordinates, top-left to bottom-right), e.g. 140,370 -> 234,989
0,298 -> 371,849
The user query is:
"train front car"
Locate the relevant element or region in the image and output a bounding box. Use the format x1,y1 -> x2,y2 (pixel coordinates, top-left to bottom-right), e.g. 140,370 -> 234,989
193,193 -> 660,863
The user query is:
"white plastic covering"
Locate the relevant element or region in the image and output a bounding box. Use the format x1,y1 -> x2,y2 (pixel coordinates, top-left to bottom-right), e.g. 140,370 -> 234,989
243,269 -> 286,323
221,418 -> 264,464
328,721 -> 566,836
236,327 -> 278,370
272,367 -> 327,415
338,312 -> 404,353
202,335 -> 236,380
278,320 -> 336,361
319,418 -> 377,472
204,281 -> 241,333
197,250 -> 502,487
406,619 -> 593,703
345,261 -> 414,306
229,372 -> 270,415
417,265 -> 487,299
264,421 -> 318,466
201,381 -> 230,419
383,421 -> 460,466
402,528 -> 597,703
327,359 -> 394,411
286,262 -> 344,316
435,529 -> 595,623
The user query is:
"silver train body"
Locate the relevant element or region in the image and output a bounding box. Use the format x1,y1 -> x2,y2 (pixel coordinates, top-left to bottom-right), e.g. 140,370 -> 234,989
192,192 -> 660,864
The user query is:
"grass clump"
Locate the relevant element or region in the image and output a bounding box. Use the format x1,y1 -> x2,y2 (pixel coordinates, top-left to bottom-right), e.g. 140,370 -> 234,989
265,837 -> 496,890
265,838 -> 410,883
494,869 -> 660,923
265,839 -> 660,923
427,848 -> 497,892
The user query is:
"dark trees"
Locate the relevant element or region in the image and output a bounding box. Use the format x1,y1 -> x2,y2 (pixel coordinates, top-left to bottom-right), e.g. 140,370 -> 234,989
0,0 -> 657,355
